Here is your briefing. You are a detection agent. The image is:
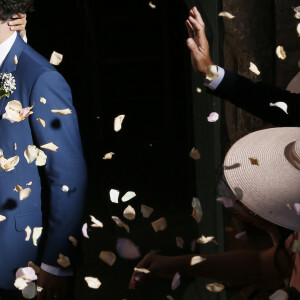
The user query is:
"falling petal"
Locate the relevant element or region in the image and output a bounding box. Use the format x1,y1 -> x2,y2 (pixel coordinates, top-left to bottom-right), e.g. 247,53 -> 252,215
27,261 -> 40,274
14,143 -> 17,150
85,277 -> 101,289
123,205 -> 136,220
32,227 -> 43,246
176,237 -> 184,249
50,51 -> 63,66
110,189 -> 120,203
22,282 -> 37,299
14,278 -> 28,290
26,181 -> 32,186
82,223 -> 89,238
114,115 -> 125,132
141,204 -> 154,218
25,226 -> 31,241
189,147 -> 201,160
218,11 -> 235,19
37,286 -> 43,292
249,157 -> 259,165
134,267 -> 150,274
149,1 -> 156,9
116,238 -> 141,259
90,215 -> 103,228
197,235 -> 215,244
269,102 -> 288,114
35,149 -> 47,166
196,87 -> 202,93
40,97 -> 47,104
36,118 -> 46,128
19,188 -> 31,201
24,146 -> 38,164
111,216 -> 130,233
61,185 -> 69,192
151,217 -> 167,232
0,215 -> 6,222
216,197 -> 233,208
51,109 -> 72,115
190,256 -> 207,266
14,55 -> 18,64
0,154 -> 20,171
122,191 -> 136,202
249,62 -> 260,75
57,253 -> 70,268
206,65 -> 218,81
235,231 -> 247,239
16,267 -> 37,282
41,142 -> 59,152
206,283 -> 225,293
103,152 -> 115,160
294,203 -> 300,215
207,112 -> 219,122
269,289 -> 289,300
99,251 -> 116,266
191,197 -> 202,223
295,12 -> 300,19
171,272 -> 181,290
68,236 -> 78,247
276,46 -> 286,60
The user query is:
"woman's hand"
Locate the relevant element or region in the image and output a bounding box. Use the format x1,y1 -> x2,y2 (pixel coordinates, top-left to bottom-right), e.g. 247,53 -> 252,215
8,13 -> 27,38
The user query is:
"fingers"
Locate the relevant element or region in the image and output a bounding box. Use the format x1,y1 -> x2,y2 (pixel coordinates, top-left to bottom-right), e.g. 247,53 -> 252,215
192,6 -> 205,27
185,20 -> 194,38
8,13 -> 27,32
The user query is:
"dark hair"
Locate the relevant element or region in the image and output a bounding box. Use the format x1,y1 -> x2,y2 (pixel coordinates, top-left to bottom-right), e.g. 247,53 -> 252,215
0,0 -> 34,21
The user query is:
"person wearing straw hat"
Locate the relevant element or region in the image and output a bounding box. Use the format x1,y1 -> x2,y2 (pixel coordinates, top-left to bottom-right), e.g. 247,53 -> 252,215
129,127 -> 300,297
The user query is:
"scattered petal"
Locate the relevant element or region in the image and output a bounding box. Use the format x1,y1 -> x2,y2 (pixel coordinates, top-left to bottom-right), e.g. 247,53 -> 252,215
189,147 -> 201,160
14,143 -> 17,150
50,51 -> 63,66
2,100 -> 33,123
249,62 -> 260,75
141,204 -> 154,218
27,261 -> 41,274
218,11 -> 235,19
171,272 -> 181,290
149,1 -> 156,9
206,283 -> 225,293
197,235 -> 215,244
123,205 -> 136,220
24,146 -> 38,164
40,97 -> 47,104
116,238 -> 141,259
134,267 -> 150,274
26,181 -> 32,186
269,289 -> 289,300
51,109 -> 72,115
190,255 -> 207,266
176,237 -> 184,249
114,115 -> 125,132
294,203 -> 300,215
270,102 -> 288,114
32,227 -> 43,246
99,251 -> 116,266
14,55 -> 18,64
14,277 -> 28,290
292,240 -> 300,253
276,46 -> 286,60
40,142 -> 59,152
103,152 -> 115,160
206,65 -> 218,81
151,217 -> 167,232
68,236 -> 78,247
25,226 -> 31,241
295,12 -> 300,20
57,253 -> 70,268
19,188 -> 31,201
122,191 -> 136,202
111,216 -> 130,233
207,112 -> 219,122
36,118 -> 46,128
90,215 -> 103,228
110,189 -> 120,203
216,197 -> 233,208
82,223 -> 89,238
16,267 -> 37,282
235,231 -> 247,239
37,286 -> 43,292
297,23 -> 300,36
0,153 -> 19,171
0,215 -> 6,222
249,157 -> 259,165
85,277 -> 101,289
22,282 -> 37,299
61,185 -> 69,192
191,197 -> 202,223
196,87 -> 202,93
35,149 -> 47,166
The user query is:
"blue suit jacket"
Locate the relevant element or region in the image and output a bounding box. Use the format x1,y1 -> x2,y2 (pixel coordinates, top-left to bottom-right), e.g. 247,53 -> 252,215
0,34 -> 87,289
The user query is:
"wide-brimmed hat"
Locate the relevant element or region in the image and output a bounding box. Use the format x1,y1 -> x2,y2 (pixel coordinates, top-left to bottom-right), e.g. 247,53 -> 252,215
224,127 -> 300,231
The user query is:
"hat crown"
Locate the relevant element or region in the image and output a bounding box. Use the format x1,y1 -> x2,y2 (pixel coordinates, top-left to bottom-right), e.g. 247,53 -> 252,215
289,140 -> 300,170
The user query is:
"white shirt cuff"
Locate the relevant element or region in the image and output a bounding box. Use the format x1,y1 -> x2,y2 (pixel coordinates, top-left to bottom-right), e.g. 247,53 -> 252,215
41,263 -> 74,276
205,66 -> 225,90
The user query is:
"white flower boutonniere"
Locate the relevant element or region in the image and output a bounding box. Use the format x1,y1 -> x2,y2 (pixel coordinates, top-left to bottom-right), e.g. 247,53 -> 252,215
0,73 -> 16,99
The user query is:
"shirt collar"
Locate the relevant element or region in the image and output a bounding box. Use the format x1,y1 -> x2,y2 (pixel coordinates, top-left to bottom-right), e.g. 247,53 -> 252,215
0,32 -> 17,68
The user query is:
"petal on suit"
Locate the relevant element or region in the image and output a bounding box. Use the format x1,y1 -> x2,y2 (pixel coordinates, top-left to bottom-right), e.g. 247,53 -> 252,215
121,191 -> 136,202
50,51 -> 63,66
32,227 -> 43,246
149,2 -> 156,9
51,108 -> 72,115
0,215 -> 6,222
36,118 -> 46,127
25,226 -> 31,241
40,142 -> 59,152
24,145 -> 39,163
40,97 -> 47,104
19,188 -> 31,201
134,267 -> 150,274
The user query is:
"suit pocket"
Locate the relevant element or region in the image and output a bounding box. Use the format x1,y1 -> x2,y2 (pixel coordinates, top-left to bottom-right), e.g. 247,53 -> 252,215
15,211 -> 42,232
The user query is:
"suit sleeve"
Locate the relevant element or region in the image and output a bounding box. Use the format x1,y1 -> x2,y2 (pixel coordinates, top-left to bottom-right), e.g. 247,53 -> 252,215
29,70 -> 87,268
210,69 -> 300,126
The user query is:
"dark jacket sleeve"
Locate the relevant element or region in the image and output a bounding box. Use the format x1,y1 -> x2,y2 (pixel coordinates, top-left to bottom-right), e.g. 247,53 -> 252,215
210,69 -> 300,127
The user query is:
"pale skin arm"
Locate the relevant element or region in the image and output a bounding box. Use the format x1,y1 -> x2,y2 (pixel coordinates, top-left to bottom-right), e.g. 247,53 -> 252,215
8,13 -> 27,38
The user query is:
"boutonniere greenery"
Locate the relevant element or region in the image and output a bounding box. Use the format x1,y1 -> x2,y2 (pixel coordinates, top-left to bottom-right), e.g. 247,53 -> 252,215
0,73 -> 16,99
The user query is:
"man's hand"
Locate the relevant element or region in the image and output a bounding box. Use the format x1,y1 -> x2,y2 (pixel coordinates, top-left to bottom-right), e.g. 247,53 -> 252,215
185,7 -> 213,76
129,254 -> 179,289
37,269 -> 74,300
8,13 -> 27,38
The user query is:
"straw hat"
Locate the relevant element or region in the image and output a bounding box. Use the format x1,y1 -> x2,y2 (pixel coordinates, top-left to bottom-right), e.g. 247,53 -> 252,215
224,127 -> 300,231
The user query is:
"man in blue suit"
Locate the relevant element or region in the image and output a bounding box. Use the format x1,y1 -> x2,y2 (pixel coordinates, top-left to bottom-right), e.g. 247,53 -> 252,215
0,1 -> 87,299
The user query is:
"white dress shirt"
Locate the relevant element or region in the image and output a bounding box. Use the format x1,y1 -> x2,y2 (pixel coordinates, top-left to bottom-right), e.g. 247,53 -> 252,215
0,31 -> 73,277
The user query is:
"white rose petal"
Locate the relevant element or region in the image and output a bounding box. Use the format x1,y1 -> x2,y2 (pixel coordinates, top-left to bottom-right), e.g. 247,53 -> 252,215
218,11 -> 235,19
134,267 -> 150,274
82,223 -> 89,238
85,277 -> 101,289
19,188 -> 31,201
32,227 -> 43,246
36,118 -> 46,128
61,185 -> 69,192
0,215 -> 6,222
14,55 -> 18,64
121,191 -> 136,202
249,62 -> 260,75
68,236 -> 78,247
14,277 -> 28,290
50,51 -> 63,66
25,226 -> 32,241
40,142 -> 59,152
206,283 -> 225,293
110,189 -> 119,203
116,238 -> 141,259
276,46 -> 286,60
207,112 -> 219,122
40,97 -> 47,104
114,115 -> 125,132
24,146 -> 38,164
90,215 -> 103,228
22,282 -> 37,299
35,149 -> 47,166
149,1 -> 156,9
51,109 -> 72,115
103,152 -> 115,160
123,205 -> 136,220
176,237 -> 184,249
270,102 -> 288,114
190,256 -> 207,266
206,65 -> 218,81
